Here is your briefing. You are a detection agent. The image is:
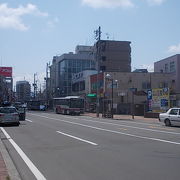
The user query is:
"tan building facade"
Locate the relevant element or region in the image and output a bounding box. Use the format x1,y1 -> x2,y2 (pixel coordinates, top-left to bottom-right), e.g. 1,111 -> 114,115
102,72 -> 173,115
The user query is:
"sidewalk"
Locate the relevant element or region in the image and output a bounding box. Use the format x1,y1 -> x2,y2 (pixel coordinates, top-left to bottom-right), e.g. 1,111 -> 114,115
0,137 -> 10,180
0,129 -> 21,180
0,151 -> 9,180
84,113 -> 159,123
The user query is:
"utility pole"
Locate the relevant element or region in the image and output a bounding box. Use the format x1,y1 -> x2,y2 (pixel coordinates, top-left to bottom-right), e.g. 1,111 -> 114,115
94,26 -> 102,117
33,73 -> 37,99
46,62 -> 50,108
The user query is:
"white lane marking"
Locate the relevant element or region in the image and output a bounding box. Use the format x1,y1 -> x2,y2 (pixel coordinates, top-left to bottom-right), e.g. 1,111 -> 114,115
26,119 -> 33,122
56,131 -> 97,146
0,127 -> 46,180
62,116 -> 180,135
28,114 -> 180,146
28,112 -> 160,127
28,113 -> 180,135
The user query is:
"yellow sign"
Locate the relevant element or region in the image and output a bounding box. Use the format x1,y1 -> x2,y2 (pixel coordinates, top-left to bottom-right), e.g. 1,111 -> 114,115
151,88 -> 169,112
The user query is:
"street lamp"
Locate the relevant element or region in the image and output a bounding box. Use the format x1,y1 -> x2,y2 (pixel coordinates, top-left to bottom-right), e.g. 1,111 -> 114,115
106,74 -> 118,119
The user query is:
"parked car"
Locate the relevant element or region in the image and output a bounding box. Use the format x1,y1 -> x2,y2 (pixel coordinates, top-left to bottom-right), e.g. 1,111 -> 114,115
0,106 -> 20,126
13,103 -> 26,121
159,108 -> 180,126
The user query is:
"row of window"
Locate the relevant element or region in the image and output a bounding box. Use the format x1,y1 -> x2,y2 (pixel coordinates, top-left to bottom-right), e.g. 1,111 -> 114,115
164,61 -> 175,73
58,59 -> 96,95
60,81 -> 169,91
60,60 -> 95,69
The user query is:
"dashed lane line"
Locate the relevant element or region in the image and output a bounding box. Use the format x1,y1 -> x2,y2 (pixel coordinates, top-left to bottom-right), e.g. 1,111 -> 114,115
56,131 -> 98,146
26,119 -> 33,122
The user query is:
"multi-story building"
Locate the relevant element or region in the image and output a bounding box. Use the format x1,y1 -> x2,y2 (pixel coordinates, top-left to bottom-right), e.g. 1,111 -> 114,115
0,67 -> 13,102
154,54 -> 180,106
154,54 -> 179,92
50,46 -> 95,97
0,75 -> 5,104
16,81 -> 31,102
95,40 -> 131,72
50,41 -> 132,98
71,70 -> 97,96
89,72 -> 173,115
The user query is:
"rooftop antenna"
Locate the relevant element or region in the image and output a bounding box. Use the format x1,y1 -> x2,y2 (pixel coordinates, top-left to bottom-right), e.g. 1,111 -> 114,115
106,33 -> 110,40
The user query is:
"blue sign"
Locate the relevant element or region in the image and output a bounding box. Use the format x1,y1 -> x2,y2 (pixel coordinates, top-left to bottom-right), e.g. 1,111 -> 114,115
161,99 -> 168,107
147,90 -> 152,100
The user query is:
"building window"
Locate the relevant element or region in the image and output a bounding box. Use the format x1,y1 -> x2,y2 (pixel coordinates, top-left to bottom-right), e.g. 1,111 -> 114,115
121,96 -> 124,103
165,64 -> 168,72
170,61 -> 175,72
159,82 -> 168,88
102,56 -> 106,61
100,66 -> 106,71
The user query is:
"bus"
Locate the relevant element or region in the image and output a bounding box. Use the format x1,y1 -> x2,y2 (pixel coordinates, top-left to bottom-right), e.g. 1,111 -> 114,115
27,100 -> 46,111
53,96 -> 84,115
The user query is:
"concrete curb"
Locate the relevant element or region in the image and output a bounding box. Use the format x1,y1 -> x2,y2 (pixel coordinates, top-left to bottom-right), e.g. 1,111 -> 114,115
0,132 -> 21,180
83,113 -> 159,123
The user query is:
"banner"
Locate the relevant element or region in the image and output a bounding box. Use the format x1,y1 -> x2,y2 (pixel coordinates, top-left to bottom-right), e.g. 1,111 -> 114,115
0,67 -> 12,77
147,88 -> 169,112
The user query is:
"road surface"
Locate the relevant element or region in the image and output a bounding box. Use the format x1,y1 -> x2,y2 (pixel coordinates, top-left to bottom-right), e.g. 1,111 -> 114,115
1,111 -> 180,180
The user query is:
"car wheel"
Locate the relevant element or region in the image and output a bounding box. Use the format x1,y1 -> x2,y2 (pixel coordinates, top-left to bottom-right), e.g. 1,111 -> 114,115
15,122 -> 20,126
63,110 -> 66,115
64,110 -> 67,115
165,119 -> 171,126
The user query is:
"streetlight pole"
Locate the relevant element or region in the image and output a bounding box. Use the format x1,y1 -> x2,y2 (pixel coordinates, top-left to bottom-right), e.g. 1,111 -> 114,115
94,26 -> 102,118
33,73 -> 37,99
131,90 -> 134,119
111,78 -> 114,119
106,74 -> 117,119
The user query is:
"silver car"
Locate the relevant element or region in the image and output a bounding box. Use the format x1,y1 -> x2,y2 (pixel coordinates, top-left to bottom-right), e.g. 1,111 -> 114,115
0,106 -> 20,126
159,108 -> 180,126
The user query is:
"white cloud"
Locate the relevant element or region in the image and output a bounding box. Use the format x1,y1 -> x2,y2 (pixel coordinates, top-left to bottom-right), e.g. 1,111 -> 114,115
143,64 -> 154,72
133,64 -> 154,72
0,3 -> 48,31
47,17 -> 59,28
168,43 -> 180,54
82,0 -> 134,9
146,0 -> 166,5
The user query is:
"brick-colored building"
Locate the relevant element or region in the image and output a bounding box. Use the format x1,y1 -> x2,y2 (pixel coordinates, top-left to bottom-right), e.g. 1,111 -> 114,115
95,40 -> 131,72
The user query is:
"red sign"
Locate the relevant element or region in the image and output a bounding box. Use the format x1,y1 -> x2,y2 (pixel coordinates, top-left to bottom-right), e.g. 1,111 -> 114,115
0,67 -> 12,77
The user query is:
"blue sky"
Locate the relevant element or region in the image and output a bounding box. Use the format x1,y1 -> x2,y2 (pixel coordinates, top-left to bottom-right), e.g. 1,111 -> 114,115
0,0 -> 180,87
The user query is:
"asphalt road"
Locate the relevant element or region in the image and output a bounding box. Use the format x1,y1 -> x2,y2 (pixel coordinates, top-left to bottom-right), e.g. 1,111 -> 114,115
1,111 -> 180,180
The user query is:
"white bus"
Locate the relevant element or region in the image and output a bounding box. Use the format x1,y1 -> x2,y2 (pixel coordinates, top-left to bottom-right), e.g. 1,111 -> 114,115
53,96 -> 84,115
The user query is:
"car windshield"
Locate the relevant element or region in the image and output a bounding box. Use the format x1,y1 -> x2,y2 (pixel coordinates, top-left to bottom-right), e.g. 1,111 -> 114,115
0,107 -> 17,113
